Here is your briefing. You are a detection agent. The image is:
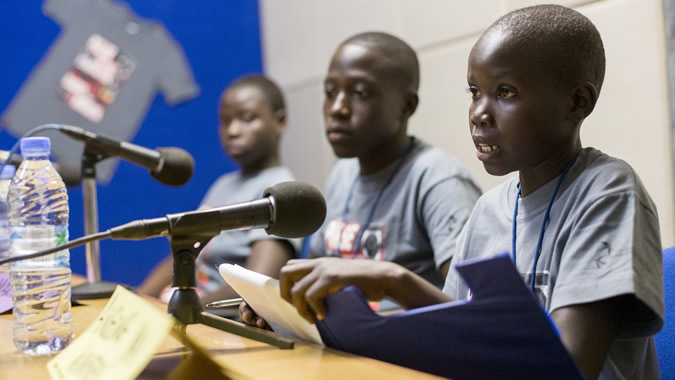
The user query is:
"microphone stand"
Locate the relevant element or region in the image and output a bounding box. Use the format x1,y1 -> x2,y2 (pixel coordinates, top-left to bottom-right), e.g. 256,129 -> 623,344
0,222 -> 297,349
71,146 -> 122,300
167,232 -> 294,349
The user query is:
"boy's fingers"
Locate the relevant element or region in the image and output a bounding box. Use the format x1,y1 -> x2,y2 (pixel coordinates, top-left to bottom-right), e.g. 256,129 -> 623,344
280,265 -> 313,303
290,272 -> 322,323
305,282 -> 333,321
255,317 -> 268,330
239,302 -> 255,325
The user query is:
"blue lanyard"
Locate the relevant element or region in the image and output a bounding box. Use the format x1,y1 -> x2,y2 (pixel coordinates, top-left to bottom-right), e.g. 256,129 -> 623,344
512,155 -> 578,292
334,137 -> 416,258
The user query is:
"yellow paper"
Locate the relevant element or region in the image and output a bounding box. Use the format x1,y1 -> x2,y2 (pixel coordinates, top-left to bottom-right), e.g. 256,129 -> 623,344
47,286 -> 175,380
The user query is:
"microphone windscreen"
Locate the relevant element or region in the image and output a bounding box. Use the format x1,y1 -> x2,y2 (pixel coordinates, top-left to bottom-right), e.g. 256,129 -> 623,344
263,181 -> 326,238
152,147 -> 195,187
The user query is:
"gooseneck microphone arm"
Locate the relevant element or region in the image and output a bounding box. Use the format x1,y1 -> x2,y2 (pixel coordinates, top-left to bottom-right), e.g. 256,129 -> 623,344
0,231 -> 111,266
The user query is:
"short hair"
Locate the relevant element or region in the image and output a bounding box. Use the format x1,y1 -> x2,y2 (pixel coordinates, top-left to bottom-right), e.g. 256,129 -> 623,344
487,4 -> 605,94
339,32 -> 420,93
228,74 -> 285,112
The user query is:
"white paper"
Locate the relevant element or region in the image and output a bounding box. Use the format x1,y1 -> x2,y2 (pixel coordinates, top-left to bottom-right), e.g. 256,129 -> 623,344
218,264 -> 322,345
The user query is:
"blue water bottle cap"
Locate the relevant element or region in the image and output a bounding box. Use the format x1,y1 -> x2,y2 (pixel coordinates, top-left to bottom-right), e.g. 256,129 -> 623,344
20,137 -> 51,156
0,165 -> 15,179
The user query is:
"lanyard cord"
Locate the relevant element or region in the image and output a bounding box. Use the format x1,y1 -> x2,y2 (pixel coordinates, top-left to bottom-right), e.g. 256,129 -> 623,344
334,137 -> 416,258
512,155 -> 578,292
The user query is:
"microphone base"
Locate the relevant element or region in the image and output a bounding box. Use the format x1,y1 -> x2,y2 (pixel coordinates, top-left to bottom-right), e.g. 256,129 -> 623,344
71,281 -> 125,300
199,311 -> 294,349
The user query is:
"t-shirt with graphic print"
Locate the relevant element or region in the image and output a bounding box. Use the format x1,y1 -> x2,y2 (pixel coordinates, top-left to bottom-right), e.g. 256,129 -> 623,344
311,137 -> 482,288
2,0 -> 199,183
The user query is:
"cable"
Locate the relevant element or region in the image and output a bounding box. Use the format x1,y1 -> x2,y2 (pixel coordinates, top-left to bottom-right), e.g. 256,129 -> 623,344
0,230 -> 111,266
0,123 -> 61,174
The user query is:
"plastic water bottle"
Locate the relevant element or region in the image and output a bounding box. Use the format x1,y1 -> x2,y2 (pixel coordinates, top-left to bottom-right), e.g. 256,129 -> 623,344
0,165 -> 16,271
9,137 -> 72,355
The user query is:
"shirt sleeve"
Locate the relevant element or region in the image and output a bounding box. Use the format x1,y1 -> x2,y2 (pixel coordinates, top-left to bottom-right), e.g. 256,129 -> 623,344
551,190 -> 663,338
43,0 -> 86,24
421,177 -> 481,269
154,27 -> 200,105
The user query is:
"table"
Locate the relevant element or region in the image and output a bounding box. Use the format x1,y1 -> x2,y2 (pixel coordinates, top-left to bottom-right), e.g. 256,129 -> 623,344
0,282 -> 441,379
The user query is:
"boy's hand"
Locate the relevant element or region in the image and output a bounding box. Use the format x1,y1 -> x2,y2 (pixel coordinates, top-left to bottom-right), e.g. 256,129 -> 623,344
239,301 -> 271,330
279,258 -> 400,323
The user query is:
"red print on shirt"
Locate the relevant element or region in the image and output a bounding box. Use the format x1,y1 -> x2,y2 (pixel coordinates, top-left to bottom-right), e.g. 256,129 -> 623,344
324,219 -> 385,260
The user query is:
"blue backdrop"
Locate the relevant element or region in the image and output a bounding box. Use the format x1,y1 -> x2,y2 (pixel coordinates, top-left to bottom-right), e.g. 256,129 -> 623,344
0,1 -> 263,286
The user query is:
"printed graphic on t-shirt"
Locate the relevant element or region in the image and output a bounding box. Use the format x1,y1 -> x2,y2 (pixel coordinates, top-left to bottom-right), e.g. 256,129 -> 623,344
57,34 -> 137,122
523,271 -> 550,307
324,219 -> 386,260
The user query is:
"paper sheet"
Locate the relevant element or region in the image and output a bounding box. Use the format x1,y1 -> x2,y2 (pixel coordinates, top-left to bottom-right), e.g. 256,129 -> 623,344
218,264 -> 322,344
47,286 -> 175,380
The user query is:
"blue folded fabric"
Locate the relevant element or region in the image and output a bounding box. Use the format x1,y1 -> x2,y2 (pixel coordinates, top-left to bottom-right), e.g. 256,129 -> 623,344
317,254 -> 583,379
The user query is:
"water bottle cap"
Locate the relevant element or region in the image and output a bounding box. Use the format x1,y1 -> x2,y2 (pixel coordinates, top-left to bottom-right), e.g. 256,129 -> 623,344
20,137 -> 51,156
0,165 -> 15,179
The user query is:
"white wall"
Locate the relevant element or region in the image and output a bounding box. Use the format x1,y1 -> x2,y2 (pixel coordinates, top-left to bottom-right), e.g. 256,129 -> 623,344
261,0 -> 675,247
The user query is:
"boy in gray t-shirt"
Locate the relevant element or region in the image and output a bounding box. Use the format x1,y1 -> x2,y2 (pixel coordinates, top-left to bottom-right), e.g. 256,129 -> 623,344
312,137 -> 480,289
443,147 -> 662,379
140,75 -> 299,306
310,31 -> 481,288
245,5 -> 664,379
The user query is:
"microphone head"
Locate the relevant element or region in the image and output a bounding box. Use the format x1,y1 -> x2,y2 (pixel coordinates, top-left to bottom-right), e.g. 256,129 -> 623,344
152,147 -> 195,187
263,181 -> 326,238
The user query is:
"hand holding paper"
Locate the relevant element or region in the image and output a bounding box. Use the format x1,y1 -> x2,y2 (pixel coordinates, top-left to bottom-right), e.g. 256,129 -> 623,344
218,263 -> 322,344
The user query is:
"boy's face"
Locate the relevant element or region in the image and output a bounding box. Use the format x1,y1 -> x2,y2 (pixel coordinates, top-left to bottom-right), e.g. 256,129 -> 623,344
467,31 -> 573,177
218,84 -> 283,168
323,43 -> 407,159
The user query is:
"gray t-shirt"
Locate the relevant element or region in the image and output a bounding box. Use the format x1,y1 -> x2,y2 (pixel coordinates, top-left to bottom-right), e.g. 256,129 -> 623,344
312,137 -> 482,288
443,147 -> 663,379
195,167 -> 302,293
2,0 -> 199,183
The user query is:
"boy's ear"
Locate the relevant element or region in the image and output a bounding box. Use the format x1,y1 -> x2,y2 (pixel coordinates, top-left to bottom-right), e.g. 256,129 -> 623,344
570,82 -> 598,120
274,108 -> 287,135
401,92 -> 419,120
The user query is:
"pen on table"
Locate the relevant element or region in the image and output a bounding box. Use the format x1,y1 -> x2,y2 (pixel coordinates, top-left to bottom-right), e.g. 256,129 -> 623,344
205,297 -> 244,308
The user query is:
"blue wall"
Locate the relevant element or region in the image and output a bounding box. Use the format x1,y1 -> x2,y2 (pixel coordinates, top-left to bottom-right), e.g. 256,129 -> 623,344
0,1 -> 263,286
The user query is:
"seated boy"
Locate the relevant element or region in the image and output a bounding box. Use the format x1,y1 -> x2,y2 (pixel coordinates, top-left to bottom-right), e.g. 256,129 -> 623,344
139,75 -> 301,305
312,31 -> 482,288
243,5 -> 664,379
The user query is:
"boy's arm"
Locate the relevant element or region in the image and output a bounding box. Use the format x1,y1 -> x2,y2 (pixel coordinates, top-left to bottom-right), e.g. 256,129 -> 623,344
137,255 -> 173,297
279,258 -> 453,323
551,296 -> 624,380
420,177 -> 479,277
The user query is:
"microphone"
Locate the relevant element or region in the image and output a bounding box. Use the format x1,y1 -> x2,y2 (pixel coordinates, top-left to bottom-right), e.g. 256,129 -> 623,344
0,181 -> 326,267
109,181 -> 326,240
57,125 -> 195,186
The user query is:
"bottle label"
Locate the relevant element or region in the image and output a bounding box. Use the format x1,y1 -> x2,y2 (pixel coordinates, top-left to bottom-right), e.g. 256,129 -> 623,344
10,225 -> 70,269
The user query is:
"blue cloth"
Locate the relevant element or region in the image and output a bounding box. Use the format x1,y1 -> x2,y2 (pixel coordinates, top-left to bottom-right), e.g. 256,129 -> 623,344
656,247 -> 675,376
317,254 -> 583,379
